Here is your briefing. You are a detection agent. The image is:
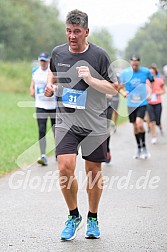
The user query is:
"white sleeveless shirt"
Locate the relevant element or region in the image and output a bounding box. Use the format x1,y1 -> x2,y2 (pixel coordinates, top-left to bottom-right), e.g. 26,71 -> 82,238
32,66 -> 56,110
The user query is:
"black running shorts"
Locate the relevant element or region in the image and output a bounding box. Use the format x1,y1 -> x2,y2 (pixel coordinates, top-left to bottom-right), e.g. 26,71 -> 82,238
128,105 -> 147,123
147,103 -> 162,126
55,127 -> 107,163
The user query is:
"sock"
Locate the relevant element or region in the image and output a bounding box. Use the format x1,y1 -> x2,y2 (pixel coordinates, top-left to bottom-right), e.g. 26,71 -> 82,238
88,211 -> 97,219
69,208 -> 79,217
135,133 -> 141,149
139,132 -> 146,148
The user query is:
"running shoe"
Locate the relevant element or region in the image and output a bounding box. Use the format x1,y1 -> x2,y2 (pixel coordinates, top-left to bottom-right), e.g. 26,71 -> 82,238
37,155 -> 48,166
106,152 -> 111,163
61,215 -> 83,241
140,147 -> 151,159
151,137 -> 157,144
133,148 -> 142,159
85,217 -> 100,239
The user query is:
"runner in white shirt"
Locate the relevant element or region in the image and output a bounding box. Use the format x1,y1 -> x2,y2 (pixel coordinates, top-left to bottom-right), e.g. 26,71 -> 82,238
30,52 -> 56,165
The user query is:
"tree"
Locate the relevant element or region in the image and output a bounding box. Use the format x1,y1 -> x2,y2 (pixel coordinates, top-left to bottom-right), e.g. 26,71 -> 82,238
125,11 -> 167,69
0,0 -> 66,60
89,28 -> 117,60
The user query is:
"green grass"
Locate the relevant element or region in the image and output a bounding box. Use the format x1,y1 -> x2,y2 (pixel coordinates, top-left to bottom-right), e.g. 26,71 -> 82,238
0,61 -> 32,93
0,93 -> 35,175
0,92 -> 55,176
0,61 -> 55,176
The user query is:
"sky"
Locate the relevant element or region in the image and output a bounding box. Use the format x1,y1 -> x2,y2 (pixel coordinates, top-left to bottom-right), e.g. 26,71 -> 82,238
44,0 -> 159,49
46,0 -> 158,26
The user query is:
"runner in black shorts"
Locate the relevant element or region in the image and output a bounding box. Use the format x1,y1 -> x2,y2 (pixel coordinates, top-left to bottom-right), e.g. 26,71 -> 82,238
120,55 -> 154,159
147,65 -> 166,144
45,9 -> 123,241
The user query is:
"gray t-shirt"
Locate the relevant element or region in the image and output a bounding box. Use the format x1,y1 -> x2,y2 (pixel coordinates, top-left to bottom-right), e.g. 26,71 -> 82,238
50,42 -> 117,136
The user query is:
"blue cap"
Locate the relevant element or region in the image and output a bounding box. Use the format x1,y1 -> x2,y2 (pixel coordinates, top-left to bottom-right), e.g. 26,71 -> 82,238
38,52 -> 49,61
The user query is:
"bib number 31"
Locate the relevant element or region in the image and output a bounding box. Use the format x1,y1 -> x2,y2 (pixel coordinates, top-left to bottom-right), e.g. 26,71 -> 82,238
62,87 -> 87,109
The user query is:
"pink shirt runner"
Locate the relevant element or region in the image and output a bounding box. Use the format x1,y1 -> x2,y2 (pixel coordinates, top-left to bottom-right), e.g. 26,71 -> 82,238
148,77 -> 164,105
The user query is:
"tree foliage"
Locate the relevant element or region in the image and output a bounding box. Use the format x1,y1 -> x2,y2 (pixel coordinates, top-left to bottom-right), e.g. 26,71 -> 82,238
89,28 -> 117,60
125,11 -> 167,69
0,0 -> 66,60
0,0 -> 117,61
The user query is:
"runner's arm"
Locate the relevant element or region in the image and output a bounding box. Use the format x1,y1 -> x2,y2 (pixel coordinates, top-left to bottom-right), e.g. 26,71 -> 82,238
30,79 -> 35,97
45,69 -> 58,97
76,66 -> 124,95
156,83 -> 166,95
118,87 -> 128,98
146,79 -> 152,100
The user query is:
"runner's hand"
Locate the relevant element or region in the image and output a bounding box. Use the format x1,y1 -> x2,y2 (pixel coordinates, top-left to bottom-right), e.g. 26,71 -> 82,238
44,84 -> 54,97
76,66 -> 92,84
113,83 -> 128,97
113,83 -> 124,92
120,89 -> 128,98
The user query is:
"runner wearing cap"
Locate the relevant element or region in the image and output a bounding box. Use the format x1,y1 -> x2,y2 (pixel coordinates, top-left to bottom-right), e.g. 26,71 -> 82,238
30,52 -> 56,165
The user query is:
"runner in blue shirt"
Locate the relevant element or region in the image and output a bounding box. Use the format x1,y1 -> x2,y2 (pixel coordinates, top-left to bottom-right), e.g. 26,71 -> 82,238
120,55 -> 154,159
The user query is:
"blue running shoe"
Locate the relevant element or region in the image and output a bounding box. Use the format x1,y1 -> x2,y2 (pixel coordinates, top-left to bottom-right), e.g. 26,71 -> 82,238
61,215 -> 83,241
85,217 -> 100,239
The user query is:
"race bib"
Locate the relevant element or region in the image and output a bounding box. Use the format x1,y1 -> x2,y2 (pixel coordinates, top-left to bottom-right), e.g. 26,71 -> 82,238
36,85 -> 47,100
62,87 -> 87,109
37,86 -> 45,95
130,94 -> 142,103
151,93 -> 157,102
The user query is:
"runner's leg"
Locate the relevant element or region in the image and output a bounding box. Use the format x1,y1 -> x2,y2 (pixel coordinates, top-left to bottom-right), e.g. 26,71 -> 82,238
36,107 -> 47,155
85,160 -> 102,214
58,154 -> 78,211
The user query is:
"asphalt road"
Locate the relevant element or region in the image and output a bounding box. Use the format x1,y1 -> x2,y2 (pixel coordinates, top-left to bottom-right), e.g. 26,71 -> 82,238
0,96 -> 167,252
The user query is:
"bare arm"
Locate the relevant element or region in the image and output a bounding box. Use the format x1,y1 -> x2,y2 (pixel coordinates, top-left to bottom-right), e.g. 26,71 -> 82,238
30,79 -> 35,97
161,85 -> 166,95
87,77 -> 123,95
146,80 -> 152,100
45,69 -> 58,97
76,66 -> 124,95
118,87 -> 128,98
156,84 -> 166,95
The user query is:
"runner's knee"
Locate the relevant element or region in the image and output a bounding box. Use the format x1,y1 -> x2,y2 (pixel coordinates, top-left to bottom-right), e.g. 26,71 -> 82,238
58,156 -> 76,177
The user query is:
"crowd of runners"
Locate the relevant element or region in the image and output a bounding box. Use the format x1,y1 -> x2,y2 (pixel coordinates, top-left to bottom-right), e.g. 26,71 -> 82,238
106,56 -> 166,163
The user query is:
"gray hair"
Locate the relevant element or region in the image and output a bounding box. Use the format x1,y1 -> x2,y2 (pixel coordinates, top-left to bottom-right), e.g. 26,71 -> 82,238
66,9 -> 88,29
